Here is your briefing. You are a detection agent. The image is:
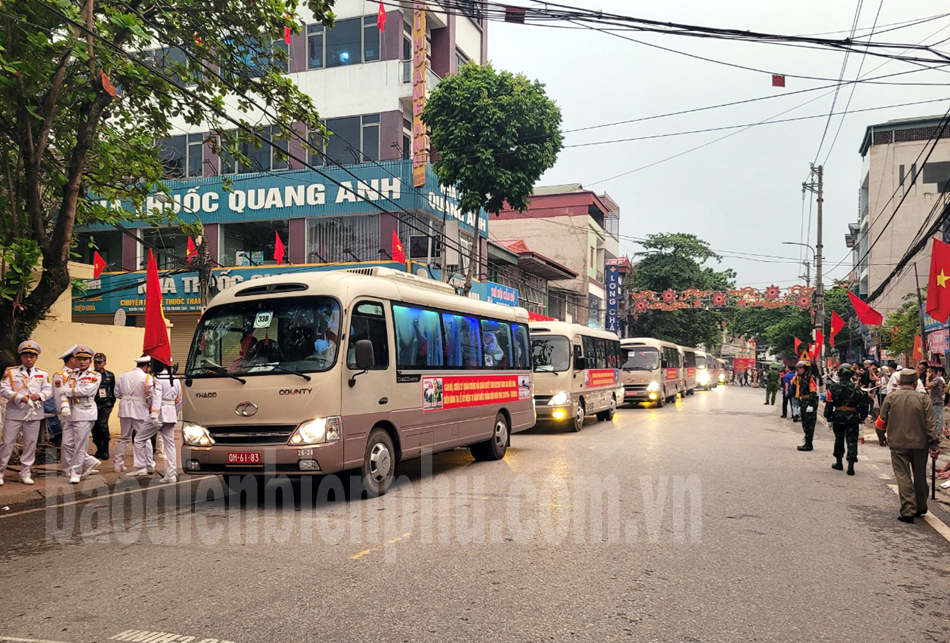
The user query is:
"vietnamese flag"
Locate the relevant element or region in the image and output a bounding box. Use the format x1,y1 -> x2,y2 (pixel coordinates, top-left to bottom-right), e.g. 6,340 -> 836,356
794,337 -> 802,355
392,230 -> 406,263
913,334 -> 924,362
186,236 -> 197,261
274,232 -> 285,266
926,237 -> 950,323
92,251 -> 107,279
143,249 -> 172,365
830,311 -> 845,348
814,330 -> 823,359
377,2 -> 387,32
847,291 -> 883,326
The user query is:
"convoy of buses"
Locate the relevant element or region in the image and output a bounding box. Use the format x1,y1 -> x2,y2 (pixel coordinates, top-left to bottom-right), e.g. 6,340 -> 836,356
181,268 -> 722,497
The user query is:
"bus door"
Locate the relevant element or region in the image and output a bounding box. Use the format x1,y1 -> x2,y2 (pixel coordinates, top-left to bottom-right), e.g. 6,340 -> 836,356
342,300 -> 395,466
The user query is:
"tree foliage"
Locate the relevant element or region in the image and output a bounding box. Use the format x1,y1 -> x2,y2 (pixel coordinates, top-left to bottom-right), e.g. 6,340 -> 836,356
0,0 -> 335,367
628,233 -> 735,350
884,291 -> 923,357
422,63 -> 562,291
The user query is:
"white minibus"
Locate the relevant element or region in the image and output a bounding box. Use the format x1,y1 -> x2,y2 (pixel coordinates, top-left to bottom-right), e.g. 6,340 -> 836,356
620,337 -> 682,407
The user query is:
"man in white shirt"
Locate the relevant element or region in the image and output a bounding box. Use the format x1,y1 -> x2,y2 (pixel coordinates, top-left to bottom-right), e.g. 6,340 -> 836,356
113,356 -> 159,473
886,361 -> 901,394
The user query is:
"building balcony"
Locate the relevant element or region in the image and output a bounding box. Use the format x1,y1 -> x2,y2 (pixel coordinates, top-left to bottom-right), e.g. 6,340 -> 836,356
399,61 -> 442,106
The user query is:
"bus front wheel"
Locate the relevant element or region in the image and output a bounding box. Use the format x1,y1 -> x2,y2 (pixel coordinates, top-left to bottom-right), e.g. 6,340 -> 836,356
358,428 -> 396,498
569,400 -> 585,432
471,413 -> 509,461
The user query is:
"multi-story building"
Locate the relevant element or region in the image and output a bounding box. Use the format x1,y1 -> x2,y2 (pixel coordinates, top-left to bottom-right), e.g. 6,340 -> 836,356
492,184 -> 622,329
72,1 -> 504,364
848,115 -> 950,314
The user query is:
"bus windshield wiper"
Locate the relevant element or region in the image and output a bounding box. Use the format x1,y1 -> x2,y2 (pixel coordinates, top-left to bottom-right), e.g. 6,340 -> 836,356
196,365 -> 246,384
262,363 -> 311,381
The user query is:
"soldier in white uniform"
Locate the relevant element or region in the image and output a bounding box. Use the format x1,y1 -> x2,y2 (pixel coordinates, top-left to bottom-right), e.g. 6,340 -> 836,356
114,356 -> 157,473
63,345 -> 102,484
52,345 -> 78,475
133,361 -> 180,481
0,341 -> 53,485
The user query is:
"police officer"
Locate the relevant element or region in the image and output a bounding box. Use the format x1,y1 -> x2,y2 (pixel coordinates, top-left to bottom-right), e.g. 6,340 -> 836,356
0,341 -> 53,485
114,356 -> 158,473
52,345 -> 78,474
136,360 -> 181,482
792,360 -> 819,451
823,363 -> 870,475
63,345 -> 102,484
92,353 -> 116,460
764,366 -> 780,406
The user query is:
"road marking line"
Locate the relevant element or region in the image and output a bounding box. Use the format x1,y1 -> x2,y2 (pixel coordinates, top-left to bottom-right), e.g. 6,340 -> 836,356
0,636 -> 76,643
587,445 -> 598,450
349,531 -> 413,561
866,463 -> 879,470
878,474 -> 892,480
858,455 -> 870,461
886,485 -> 950,542
0,476 -> 206,520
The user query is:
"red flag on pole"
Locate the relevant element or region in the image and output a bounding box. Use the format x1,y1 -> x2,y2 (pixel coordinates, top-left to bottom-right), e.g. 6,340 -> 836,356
186,237 -> 197,261
830,311 -> 845,348
274,232 -> 285,266
926,237 -> 950,323
847,291 -> 883,326
794,337 -> 802,355
143,249 -> 172,365
814,330 -> 823,359
913,334 -> 924,362
391,230 -> 406,263
808,343 -> 815,360
92,251 -> 107,279
377,2 -> 387,32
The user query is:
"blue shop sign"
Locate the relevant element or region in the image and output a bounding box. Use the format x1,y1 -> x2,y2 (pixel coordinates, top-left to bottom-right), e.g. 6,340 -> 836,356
923,314 -> 949,332
414,267 -> 520,308
85,160 -> 488,237
605,264 -> 622,334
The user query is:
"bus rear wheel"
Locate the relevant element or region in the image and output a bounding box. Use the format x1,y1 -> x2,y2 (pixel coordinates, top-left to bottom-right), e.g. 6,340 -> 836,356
597,397 -> 617,421
471,413 -> 509,461
358,428 -> 396,498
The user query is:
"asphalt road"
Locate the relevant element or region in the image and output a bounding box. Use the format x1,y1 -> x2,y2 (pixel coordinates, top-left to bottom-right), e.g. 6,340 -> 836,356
1,385 -> 949,643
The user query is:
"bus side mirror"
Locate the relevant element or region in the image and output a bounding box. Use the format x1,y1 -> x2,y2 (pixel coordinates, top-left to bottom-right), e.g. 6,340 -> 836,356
574,355 -> 587,371
354,340 -> 375,371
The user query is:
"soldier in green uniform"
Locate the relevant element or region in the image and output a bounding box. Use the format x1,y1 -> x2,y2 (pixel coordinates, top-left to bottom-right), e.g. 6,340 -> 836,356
793,360 -> 819,451
764,366 -> 780,405
823,363 -> 870,475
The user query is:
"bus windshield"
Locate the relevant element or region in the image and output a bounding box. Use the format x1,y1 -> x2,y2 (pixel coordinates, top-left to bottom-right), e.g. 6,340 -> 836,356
532,336 -> 571,372
623,347 -> 659,371
696,355 -> 707,369
187,297 -> 342,376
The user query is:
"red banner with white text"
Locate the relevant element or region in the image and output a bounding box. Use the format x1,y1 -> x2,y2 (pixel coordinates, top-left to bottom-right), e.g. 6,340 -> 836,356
423,374 -> 532,411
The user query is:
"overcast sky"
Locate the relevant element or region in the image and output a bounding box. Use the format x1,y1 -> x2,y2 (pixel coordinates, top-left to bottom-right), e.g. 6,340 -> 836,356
490,0 -> 950,289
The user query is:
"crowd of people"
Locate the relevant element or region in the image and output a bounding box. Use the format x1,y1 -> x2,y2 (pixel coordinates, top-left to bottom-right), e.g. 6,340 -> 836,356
0,341 -> 180,486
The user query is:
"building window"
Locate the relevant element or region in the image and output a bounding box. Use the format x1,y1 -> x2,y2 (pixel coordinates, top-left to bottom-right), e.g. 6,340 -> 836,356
220,220 -> 290,267
308,16 -> 381,69
224,38 -> 287,79
307,215 -> 379,264
455,0 -> 484,21
141,228 -> 190,270
314,114 -> 380,166
76,231 -> 123,269
220,126 -> 288,174
455,49 -> 469,72
156,134 -> 205,178
142,47 -> 199,85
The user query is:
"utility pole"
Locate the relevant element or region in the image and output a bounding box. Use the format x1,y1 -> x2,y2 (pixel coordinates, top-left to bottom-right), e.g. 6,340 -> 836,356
803,164 -> 824,366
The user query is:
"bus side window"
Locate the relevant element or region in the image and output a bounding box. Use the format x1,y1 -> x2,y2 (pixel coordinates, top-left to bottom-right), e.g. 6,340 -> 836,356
394,305 -> 444,368
347,301 -> 389,369
480,319 -> 512,369
511,324 -> 530,370
442,313 -> 482,368
583,336 -> 596,366
595,339 -> 607,369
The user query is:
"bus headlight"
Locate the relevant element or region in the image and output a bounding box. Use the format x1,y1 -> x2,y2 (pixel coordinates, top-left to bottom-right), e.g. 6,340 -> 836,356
697,372 -> 709,385
182,422 -> 215,447
548,391 -> 570,406
718,373 -> 726,382
289,416 -> 343,445
646,381 -> 660,392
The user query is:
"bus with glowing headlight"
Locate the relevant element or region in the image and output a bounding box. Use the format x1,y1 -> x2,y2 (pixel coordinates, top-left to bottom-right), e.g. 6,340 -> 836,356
529,322 -> 622,432
695,350 -> 714,390
620,337 -> 682,407
181,267 -> 534,497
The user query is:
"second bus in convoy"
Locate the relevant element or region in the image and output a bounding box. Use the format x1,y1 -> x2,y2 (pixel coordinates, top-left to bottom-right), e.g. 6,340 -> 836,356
620,337 -> 682,407
181,268 -> 534,497
530,322 -> 622,432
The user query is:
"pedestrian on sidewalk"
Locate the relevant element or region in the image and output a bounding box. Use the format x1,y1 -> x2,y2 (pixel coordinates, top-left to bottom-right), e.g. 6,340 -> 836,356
0,341 -> 52,486
886,361 -> 901,394
765,366 -> 779,406
92,353 -> 116,461
781,366 -> 794,418
823,364 -> 870,475
926,365 -> 945,436
62,346 -> 102,484
876,369 -> 941,523
114,356 -> 157,473
792,360 -> 819,451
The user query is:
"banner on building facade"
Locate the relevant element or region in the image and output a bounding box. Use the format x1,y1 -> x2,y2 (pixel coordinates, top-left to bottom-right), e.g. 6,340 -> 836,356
605,264 -> 621,333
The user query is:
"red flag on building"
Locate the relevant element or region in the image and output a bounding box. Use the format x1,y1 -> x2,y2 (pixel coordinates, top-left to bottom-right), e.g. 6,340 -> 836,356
377,2 -> 387,32
847,291 -> 883,326
926,237 -> 950,323
772,74 -> 786,87
274,232 -> 285,266
794,337 -> 802,355
143,249 -> 172,365
392,230 -> 406,263
830,311 -> 845,348
92,251 -> 107,279
913,334 -> 924,362
186,237 -> 197,261
814,330 -> 823,359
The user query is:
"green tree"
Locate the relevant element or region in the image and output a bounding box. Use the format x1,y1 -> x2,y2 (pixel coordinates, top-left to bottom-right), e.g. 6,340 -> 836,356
729,306 -> 811,357
0,0 -> 335,366
628,233 -> 735,350
422,63 -> 563,292
885,292 -> 923,357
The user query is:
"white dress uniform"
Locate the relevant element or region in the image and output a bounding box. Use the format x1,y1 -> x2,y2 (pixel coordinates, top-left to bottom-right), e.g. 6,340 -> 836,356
63,346 -> 102,482
114,359 -> 158,472
134,374 -> 181,480
0,341 -> 52,484
52,345 -> 77,474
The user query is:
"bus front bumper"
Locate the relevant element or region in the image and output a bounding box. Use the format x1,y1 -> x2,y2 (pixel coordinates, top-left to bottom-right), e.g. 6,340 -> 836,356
534,403 -> 573,422
181,441 -> 344,476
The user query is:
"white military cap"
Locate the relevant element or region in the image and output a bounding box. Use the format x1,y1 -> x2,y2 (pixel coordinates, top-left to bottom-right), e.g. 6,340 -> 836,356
134,355 -> 152,365
17,340 -> 41,355
60,345 -> 78,360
